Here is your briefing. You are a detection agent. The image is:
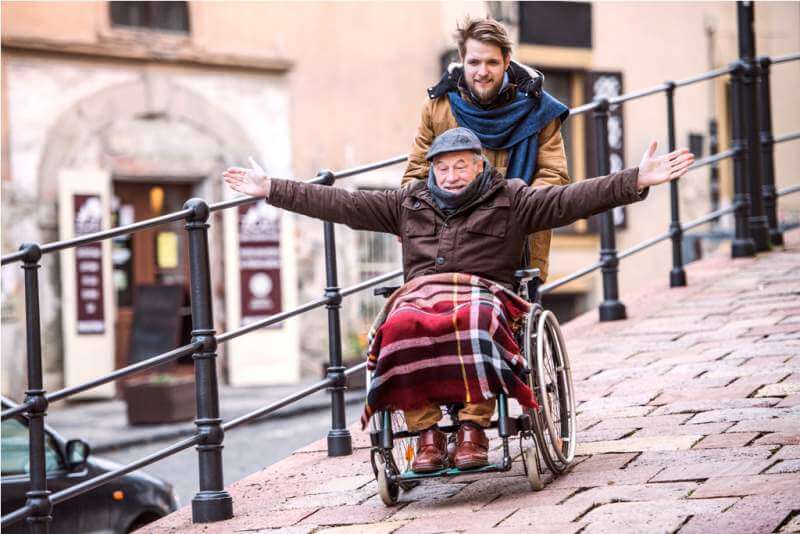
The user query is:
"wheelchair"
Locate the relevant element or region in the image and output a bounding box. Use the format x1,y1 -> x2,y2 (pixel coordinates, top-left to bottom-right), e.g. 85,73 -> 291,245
366,268 -> 577,506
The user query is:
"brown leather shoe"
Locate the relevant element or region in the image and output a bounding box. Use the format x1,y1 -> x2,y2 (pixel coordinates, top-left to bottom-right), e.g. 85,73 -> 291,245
454,422 -> 489,470
411,426 -> 447,473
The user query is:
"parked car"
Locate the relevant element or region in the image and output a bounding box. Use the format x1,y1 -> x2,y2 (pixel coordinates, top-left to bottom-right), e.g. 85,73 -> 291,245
1,396 -> 178,533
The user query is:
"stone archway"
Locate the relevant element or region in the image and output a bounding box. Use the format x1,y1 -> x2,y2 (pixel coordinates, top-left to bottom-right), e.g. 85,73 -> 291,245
34,76 -> 263,391
39,76 -> 259,200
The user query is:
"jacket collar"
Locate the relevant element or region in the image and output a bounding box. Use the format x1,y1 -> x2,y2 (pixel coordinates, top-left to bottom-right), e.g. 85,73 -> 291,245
427,60 -> 545,107
411,167 -> 507,218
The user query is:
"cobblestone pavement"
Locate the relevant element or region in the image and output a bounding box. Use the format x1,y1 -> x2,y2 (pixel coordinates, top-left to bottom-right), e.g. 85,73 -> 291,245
148,229 -> 800,534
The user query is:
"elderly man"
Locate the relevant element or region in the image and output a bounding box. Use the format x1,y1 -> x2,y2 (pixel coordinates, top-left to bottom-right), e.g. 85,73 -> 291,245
223,128 -> 694,472
403,16 -> 570,283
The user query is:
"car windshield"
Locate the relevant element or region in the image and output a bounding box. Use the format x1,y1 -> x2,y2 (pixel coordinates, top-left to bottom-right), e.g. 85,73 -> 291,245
1,419 -> 63,476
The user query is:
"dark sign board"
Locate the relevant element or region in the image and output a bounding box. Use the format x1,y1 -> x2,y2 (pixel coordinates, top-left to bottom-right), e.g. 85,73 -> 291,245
128,284 -> 183,365
73,194 -> 105,334
238,200 -> 282,326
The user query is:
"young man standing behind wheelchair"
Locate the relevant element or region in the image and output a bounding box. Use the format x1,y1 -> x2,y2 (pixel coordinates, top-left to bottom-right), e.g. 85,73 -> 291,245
398,15 -> 569,473
224,127 -> 694,473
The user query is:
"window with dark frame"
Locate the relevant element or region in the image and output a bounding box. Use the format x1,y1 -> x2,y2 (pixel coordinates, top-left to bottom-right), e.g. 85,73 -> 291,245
109,2 -> 190,33
537,68 -> 588,235
518,1 -> 592,49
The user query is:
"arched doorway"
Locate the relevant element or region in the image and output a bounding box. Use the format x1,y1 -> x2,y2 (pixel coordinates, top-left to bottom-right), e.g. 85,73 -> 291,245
37,77 -> 260,388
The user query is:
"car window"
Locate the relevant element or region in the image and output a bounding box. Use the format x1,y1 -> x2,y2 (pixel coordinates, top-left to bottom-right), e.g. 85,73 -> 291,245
1,419 -> 64,476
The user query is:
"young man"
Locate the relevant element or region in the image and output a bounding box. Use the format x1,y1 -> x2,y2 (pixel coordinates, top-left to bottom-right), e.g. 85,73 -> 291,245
403,16 -> 570,283
223,127 -> 694,472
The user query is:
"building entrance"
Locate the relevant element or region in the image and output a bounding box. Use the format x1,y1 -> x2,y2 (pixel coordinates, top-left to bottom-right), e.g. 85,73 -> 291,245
111,181 -> 194,378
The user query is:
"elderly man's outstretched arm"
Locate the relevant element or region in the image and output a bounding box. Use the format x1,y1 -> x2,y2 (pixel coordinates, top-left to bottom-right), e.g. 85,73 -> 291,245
511,141 -> 694,233
223,166 -> 403,235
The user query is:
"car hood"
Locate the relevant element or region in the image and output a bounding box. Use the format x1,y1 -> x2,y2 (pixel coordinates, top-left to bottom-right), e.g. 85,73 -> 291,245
90,456 -> 173,492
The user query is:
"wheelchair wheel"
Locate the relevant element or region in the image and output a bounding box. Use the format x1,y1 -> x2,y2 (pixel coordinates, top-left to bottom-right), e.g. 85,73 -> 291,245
371,411 -> 418,487
377,467 -> 399,506
521,444 -> 544,491
367,371 -> 418,490
523,307 -> 576,474
532,309 -> 577,473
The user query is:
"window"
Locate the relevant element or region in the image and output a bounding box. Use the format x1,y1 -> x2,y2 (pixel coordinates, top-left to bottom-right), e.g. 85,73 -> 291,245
357,230 -> 401,330
519,2 -> 592,49
538,69 -> 574,172
1,419 -> 63,476
110,2 -> 190,33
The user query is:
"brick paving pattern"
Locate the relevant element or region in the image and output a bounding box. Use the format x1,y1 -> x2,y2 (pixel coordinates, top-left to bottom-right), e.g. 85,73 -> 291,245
149,230 -> 800,533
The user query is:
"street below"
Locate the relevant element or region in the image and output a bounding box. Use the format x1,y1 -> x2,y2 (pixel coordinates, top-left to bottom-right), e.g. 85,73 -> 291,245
103,402 -> 364,507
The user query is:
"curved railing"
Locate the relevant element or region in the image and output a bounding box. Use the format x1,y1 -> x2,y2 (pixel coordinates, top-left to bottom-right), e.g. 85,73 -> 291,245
2,11 -> 799,533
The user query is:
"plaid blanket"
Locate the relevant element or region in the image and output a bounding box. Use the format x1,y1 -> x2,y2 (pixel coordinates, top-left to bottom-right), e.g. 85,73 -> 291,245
361,273 -> 538,428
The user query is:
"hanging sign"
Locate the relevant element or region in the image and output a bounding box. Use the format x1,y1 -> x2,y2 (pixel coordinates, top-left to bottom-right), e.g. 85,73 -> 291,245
238,200 -> 282,326
585,70 -> 627,230
73,194 -> 105,334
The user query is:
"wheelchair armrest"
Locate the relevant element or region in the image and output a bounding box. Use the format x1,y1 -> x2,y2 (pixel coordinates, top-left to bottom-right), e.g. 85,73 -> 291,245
374,286 -> 401,298
513,268 -> 541,282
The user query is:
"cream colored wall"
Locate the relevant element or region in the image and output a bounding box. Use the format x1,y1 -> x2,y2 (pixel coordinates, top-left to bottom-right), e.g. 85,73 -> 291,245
190,2 -> 447,178
2,1 -> 446,179
1,2 -> 100,42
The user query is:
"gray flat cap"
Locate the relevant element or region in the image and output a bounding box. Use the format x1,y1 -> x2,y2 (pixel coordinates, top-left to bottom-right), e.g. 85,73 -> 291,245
425,127 -> 483,161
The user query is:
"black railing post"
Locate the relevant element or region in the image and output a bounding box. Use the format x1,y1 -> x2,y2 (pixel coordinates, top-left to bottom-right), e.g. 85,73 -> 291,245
318,170 -> 353,457
708,118 -> 720,230
20,243 -> 52,534
729,61 -> 756,258
665,81 -> 687,287
756,56 -> 783,246
737,0 -> 770,252
183,199 -> 233,523
592,98 -> 626,321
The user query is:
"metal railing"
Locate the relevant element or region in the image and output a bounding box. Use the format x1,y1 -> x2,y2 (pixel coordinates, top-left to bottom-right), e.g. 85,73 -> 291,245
2,2 -> 799,531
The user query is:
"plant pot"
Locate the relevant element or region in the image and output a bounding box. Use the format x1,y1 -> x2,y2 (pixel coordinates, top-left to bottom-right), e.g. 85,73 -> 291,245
123,376 -> 196,425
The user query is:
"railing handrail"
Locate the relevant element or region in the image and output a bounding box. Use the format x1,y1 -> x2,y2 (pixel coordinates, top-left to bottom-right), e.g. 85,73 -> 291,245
2,47 -> 800,530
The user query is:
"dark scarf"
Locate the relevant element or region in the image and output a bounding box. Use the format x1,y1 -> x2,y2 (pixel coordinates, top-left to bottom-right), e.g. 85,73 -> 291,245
448,89 -> 568,184
427,158 -> 493,216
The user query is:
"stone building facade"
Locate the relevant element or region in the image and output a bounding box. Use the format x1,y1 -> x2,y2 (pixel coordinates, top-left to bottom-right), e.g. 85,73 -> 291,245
2,2 -> 798,400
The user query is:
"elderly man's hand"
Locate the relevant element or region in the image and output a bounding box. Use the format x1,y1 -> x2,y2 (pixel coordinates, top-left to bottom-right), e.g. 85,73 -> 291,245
223,157 -> 271,197
637,140 -> 695,190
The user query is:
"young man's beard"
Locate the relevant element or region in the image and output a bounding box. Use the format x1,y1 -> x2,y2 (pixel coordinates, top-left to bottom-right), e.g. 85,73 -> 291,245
466,78 -> 503,105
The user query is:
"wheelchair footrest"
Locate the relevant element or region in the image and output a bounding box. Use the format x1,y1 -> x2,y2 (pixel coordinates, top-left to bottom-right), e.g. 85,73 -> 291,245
394,462 -> 509,481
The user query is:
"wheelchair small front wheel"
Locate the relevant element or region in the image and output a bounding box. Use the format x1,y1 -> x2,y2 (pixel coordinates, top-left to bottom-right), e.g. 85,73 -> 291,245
377,467 -> 399,506
370,408 -> 418,490
522,445 -> 544,491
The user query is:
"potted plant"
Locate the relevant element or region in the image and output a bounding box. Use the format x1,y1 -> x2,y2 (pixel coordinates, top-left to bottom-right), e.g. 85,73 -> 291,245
122,373 -> 196,425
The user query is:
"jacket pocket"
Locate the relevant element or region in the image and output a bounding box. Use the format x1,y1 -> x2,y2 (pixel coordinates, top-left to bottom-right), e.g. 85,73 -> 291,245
402,199 -> 437,236
465,201 -> 509,238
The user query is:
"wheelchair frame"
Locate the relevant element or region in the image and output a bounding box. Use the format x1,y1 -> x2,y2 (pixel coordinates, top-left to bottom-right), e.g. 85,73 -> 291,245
367,269 -> 578,505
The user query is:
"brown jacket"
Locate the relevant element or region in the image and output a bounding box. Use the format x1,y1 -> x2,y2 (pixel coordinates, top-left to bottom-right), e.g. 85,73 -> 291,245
267,166 -> 646,289
401,66 -> 570,281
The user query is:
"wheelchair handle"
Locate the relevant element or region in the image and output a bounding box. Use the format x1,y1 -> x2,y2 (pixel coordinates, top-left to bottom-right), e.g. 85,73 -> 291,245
374,286 -> 400,298
513,268 -> 541,282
